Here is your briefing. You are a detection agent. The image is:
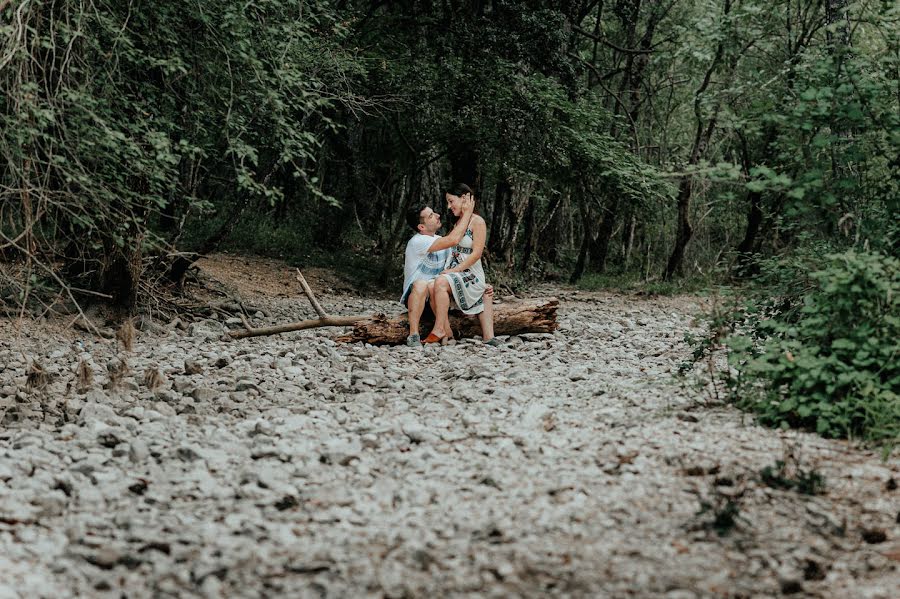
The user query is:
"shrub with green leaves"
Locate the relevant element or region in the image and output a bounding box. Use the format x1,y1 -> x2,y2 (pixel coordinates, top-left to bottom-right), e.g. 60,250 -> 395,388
1,0 -> 359,306
724,250 -> 899,445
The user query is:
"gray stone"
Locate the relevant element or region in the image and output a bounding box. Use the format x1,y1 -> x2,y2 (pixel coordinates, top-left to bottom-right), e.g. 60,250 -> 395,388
321,439 -> 361,466
153,389 -> 179,403
273,357 -> 292,370
151,401 -> 177,417
1,286 -> 895,598
96,427 -> 127,448
172,378 -> 194,393
184,359 -> 203,375
175,446 -> 203,462
32,490 -> 68,518
401,421 -> 438,444
77,400 -> 118,426
235,379 -> 260,392
191,387 -> 219,402
64,397 -> 85,420
189,320 -> 226,339
128,440 -> 150,463
282,366 -> 305,378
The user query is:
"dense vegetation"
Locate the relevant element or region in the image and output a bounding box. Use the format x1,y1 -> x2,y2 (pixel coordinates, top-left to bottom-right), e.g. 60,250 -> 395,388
694,249 -> 899,446
1,1 -> 897,440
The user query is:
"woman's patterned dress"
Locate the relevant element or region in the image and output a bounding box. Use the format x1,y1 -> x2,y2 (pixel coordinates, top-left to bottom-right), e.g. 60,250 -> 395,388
442,228 -> 486,315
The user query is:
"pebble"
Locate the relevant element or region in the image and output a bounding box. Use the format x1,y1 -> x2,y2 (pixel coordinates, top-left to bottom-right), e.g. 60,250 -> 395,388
129,440 -> 150,463
191,387 -> 219,402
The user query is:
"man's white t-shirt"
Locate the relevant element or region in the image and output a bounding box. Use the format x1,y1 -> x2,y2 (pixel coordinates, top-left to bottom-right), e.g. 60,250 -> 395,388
401,234 -> 449,303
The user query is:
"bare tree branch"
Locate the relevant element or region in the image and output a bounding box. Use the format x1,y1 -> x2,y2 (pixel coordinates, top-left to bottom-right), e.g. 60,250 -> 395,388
295,268 -> 328,319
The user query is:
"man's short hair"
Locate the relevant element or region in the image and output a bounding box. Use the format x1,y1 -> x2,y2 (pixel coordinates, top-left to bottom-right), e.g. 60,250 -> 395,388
406,204 -> 430,232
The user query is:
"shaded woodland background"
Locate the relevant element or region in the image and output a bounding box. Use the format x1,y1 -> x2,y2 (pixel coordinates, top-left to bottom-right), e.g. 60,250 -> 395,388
2,0 -> 896,305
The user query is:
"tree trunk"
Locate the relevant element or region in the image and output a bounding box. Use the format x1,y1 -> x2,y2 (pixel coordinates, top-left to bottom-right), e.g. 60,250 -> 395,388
733,188 -> 763,276
733,129 -> 773,277
663,0 -> 733,280
488,173 -> 513,256
537,192 -> 566,264
520,197 -> 538,272
622,210 -> 636,267
101,228 -> 143,312
589,197 -> 619,274
378,166 -> 420,280
665,177 -> 694,280
569,197 -> 593,283
569,228 -> 591,283
337,298 -> 559,345
825,0 -> 851,49
499,184 -> 533,269
167,195 -> 255,285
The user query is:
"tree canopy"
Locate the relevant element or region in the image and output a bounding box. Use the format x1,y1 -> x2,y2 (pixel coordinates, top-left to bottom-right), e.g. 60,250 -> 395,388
2,0 -> 896,304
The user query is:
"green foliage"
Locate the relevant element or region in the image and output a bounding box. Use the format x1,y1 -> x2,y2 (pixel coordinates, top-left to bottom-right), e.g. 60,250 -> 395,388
1,0 -> 361,300
723,250 -> 899,445
696,490 -> 744,537
2,0 -> 897,304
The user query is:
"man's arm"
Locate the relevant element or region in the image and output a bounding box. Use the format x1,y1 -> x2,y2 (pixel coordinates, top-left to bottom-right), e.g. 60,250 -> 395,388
427,196 -> 474,253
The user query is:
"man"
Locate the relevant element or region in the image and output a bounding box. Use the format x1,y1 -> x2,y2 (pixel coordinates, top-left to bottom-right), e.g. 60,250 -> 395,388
401,194 -> 474,346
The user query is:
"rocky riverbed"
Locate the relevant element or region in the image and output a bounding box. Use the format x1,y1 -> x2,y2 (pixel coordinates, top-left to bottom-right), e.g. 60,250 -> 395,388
1,259 -> 897,598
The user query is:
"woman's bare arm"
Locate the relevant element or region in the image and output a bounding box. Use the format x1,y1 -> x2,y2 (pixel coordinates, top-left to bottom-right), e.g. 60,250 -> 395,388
428,198 -> 474,253
442,215 -> 486,273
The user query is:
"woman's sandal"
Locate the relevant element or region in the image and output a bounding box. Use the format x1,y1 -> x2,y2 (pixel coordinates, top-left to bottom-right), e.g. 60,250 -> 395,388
423,331 -> 446,344
423,331 -> 454,345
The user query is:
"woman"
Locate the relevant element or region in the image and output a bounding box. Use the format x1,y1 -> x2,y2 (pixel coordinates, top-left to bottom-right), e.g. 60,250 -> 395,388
424,183 -> 498,345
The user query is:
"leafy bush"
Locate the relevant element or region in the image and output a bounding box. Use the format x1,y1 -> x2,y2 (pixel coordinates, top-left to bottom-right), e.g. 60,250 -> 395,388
1,0 -> 359,306
723,250 -> 899,445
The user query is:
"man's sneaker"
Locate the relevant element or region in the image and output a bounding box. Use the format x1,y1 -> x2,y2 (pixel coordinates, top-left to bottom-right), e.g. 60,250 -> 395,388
406,334 -> 422,347
484,337 -> 503,347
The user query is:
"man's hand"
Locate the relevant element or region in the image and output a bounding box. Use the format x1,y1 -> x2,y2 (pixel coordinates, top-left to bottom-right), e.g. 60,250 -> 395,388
440,268 -> 458,275
462,194 -> 475,216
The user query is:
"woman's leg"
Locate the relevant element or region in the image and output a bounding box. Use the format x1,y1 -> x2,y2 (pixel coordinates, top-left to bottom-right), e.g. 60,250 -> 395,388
477,287 -> 495,341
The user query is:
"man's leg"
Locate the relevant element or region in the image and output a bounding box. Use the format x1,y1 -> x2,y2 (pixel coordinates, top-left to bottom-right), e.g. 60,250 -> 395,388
407,280 -> 429,337
427,279 -> 437,312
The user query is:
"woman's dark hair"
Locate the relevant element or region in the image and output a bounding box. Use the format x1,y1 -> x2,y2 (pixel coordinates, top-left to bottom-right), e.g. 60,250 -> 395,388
406,203 -> 430,232
444,182 -> 478,227
443,182 -> 473,198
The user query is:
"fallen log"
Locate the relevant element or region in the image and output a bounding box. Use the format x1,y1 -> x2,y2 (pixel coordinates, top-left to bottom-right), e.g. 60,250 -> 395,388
227,269 -> 558,344
336,297 -> 559,345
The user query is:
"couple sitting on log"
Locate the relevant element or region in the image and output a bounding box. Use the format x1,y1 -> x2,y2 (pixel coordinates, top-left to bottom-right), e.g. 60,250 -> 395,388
401,183 -> 499,347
